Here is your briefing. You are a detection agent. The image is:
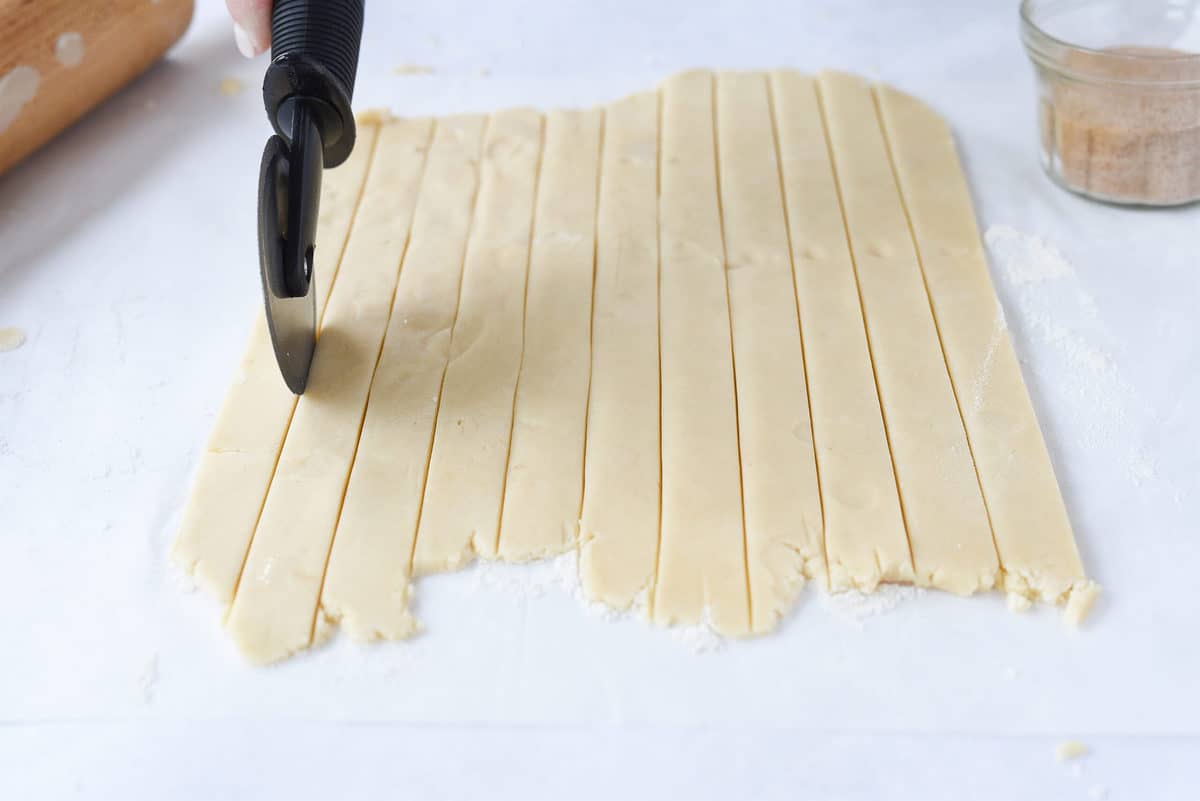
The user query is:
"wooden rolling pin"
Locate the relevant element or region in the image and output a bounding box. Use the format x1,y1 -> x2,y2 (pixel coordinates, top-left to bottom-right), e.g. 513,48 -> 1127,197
0,0 -> 194,175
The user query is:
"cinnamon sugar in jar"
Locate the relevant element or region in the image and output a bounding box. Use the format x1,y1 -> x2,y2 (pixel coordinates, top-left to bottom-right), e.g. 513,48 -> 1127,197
1021,0 -> 1200,206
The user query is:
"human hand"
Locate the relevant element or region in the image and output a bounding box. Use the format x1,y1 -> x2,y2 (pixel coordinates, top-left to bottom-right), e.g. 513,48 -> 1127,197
227,0 -> 273,58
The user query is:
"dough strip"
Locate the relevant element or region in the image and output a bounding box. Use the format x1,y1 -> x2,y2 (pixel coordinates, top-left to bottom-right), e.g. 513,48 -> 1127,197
770,70 -> 914,590
320,116 -> 488,641
226,118 -> 434,663
498,109 -> 604,561
654,71 -> 750,636
170,123 -> 379,606
578,91 -> 662,610
715,71 -> 823,632
412,109 -> 544,573
818,72 -> 999,595
874,85 -> 1095,613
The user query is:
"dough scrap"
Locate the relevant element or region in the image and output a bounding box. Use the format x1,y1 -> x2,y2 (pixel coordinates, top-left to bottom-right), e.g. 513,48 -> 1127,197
174,70 -> 1095,662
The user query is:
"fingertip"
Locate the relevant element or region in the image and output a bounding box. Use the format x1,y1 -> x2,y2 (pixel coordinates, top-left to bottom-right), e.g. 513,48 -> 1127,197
233,22 -> 266,58
233,22 -> 255,58
228,0 -> 273,57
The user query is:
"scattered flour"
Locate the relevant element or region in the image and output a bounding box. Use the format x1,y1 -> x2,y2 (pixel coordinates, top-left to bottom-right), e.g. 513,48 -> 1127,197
468,552 -> 724,651
671,612 -> 725,654
984,224 -> 1159,490
470,552 -> 581,600
139,653 -> 159,704
968,315 -> 1006,416
469,552 -> 636,622
985,224 -> 1073,285
821,585 -> 924,625
171,565 -> 198,594
1089,784 -> 1109,799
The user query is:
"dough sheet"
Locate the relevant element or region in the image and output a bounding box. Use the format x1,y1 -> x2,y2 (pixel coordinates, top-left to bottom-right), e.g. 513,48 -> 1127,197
173,70 -> 1096,663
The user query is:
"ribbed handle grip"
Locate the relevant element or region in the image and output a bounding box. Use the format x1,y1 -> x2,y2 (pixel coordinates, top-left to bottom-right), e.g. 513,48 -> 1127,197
270,0 -> 365,100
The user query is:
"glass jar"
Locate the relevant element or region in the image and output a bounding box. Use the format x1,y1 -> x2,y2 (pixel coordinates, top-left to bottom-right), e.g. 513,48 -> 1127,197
1020,0 -> 1200,206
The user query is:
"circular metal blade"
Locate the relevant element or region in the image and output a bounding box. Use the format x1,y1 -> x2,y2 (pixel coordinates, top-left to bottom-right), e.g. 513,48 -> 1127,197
258,130 -> 321,394
263,280 -> 316,395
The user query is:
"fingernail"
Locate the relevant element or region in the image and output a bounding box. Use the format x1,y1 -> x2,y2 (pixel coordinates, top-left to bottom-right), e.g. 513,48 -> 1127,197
233,22 -> 259,58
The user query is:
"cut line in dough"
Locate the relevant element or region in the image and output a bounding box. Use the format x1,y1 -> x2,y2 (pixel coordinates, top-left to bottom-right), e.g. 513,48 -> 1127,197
873,84 -> 1096,616
653,70 -> 751,637
818,71 -> 999,595
578,91 -> 661,611
171,123 -> 380,607
715,71 -> 823,632
319,115 -> 488,643
498,108 -> 604,562
174,70 -> 1096,663
226,118 -> 434,664
770,70 -> 914,592
411,109 -> 544,574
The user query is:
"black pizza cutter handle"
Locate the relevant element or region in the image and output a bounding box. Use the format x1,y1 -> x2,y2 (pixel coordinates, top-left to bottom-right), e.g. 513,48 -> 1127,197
258,0 -> 365,304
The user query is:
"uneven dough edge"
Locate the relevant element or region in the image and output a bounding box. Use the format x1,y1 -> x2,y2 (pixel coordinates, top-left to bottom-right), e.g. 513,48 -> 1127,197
818,70 -> 1000,598
410,108 -> 546,575
716,71 -> 826,632
871,83 -> 1097,621
225,117 -> 435,664
318,114 -> 489,644
180,77 -> 1097,663
653,69 -> 752,637
769,68 -> 914,596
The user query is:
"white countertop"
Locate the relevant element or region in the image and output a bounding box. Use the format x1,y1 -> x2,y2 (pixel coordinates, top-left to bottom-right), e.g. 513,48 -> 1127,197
2,2 -> 1198,799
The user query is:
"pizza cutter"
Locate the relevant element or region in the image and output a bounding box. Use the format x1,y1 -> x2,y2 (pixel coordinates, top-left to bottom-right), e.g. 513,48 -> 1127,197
257,0 -> 365,394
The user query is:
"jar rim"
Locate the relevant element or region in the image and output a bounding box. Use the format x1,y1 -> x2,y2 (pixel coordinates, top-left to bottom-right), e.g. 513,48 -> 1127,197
1020,0 -> 1200,88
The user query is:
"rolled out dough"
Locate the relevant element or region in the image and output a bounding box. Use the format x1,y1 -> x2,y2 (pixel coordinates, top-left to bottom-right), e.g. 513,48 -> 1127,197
818,72 -> 999,595
174,69 -> 1096,663
769,70 -> 913,592
498,109 -> 603,561
578,91 -> 661,611
171,124 -> 378,606
226,118 -> 433,664
716,71 -> 823,633
874,86 -> 1096,612
653,71 -> 750,637
412,109 -> 543,573
319,116 -> 488,642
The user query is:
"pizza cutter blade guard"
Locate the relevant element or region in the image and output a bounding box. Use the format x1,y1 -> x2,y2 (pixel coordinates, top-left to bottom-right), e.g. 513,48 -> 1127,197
257,0 -> 364,394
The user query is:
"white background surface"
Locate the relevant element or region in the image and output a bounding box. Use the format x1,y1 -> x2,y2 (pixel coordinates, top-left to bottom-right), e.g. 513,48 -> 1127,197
2,1 -> 1198,799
